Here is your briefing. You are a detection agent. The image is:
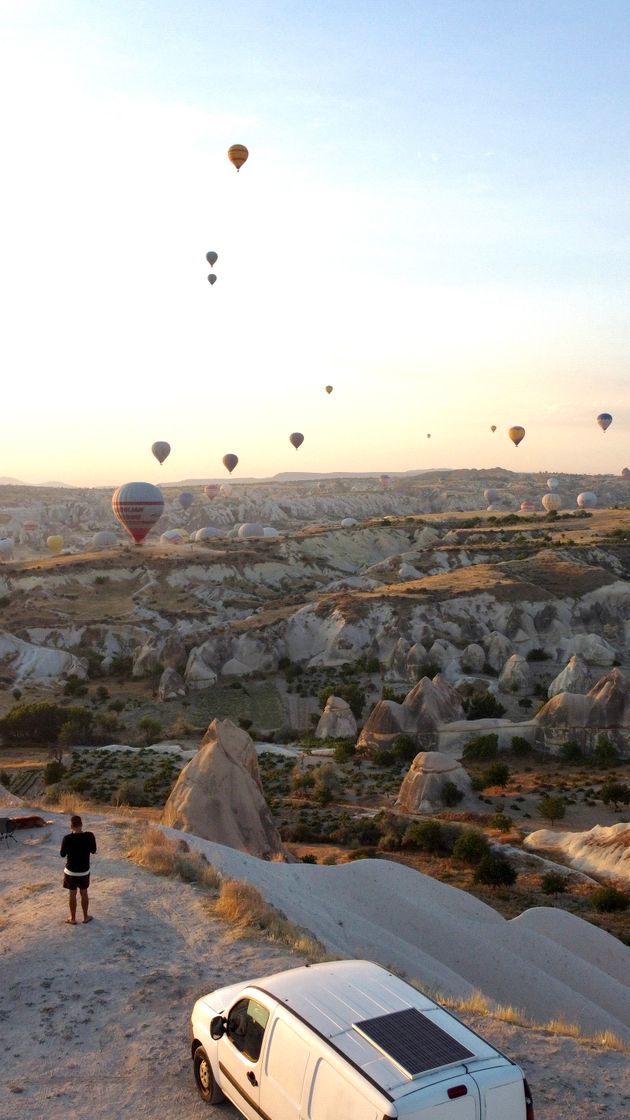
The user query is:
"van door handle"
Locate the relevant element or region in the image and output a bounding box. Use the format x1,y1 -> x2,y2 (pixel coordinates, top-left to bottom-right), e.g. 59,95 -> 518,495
247,1071 -> 258,1087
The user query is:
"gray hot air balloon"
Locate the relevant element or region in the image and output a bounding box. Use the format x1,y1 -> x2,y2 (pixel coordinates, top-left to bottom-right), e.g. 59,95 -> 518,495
206,251 -> 218,266
223,453 -> 238,474
289,432 -> 304,450
207,274 -> 217,285
151,441 -> 171,465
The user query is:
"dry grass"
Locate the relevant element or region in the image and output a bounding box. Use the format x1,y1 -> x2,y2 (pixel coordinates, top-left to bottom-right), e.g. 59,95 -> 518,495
126,824 -> 220,890
418,983 -> 630,1054
211,878 -> 328,962
126,824 -> 326,961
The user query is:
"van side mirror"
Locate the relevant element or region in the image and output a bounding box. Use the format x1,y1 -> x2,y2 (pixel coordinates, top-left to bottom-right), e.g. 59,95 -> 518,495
210,1016 -> 226,1040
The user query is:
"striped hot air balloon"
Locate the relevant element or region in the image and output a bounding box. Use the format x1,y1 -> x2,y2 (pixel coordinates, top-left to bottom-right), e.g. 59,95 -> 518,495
112,482 -> 164,544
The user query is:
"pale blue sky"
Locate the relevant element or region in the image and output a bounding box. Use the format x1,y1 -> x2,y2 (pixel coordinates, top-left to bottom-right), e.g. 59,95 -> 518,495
1,1 -> 630,484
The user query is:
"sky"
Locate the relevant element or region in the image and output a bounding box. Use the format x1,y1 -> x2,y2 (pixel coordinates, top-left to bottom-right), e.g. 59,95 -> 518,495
1,0 -> 630,486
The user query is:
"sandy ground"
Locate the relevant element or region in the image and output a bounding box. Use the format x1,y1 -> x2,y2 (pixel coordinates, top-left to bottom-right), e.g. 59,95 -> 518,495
1,812 -> 629,1120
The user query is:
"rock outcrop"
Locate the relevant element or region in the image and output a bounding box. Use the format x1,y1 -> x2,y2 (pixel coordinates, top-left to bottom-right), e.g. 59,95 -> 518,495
498,653 -> 531,693
535,668 -> 630,757
315,695 -> 357,740
162,718 -> 285,858
396,752 -> 474,813
358,674 -> 465,754
547,655 -> 590,698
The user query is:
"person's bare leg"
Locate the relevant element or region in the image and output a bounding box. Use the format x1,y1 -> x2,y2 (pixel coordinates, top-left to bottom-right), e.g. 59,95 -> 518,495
79,888 -> 91,922
67,890 -> 77,923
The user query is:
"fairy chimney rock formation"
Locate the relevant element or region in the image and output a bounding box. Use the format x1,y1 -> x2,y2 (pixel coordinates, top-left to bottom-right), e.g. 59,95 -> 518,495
396,752 -> 474,814
162,718 -> 285,858
315,695 -> 357,740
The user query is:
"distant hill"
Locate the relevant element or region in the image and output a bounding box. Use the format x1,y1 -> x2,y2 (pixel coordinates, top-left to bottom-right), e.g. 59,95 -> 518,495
0,476 -> 24,485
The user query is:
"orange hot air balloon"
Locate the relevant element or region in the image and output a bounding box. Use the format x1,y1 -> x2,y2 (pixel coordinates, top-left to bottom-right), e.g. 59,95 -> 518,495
508,425 -> 525,447
228,144 -> 248,171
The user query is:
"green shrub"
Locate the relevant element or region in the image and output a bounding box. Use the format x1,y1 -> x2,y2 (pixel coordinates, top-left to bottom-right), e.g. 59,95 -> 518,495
138,716 -> 162,745
474,853 -> 517,887
333,739 -> 356,762
481,762 -> 510,788
462,734 -> 498,763
490,813 -> 513,832
391,735 -> 416,763
525,648 -> 550,661
600,781 -> 630,809
440,781 -> 464,807
402,819 -> 446,854
540,871 -> 568,895
43,760 -> 66,785
463,691 -> 506,720
114,778 -> 149,807
510,736 -> 531,756
452,828 -> 490,865
590,886 -> 629,913
559,740 -> 583,763
0,702 -> 67,744
63,675 -> 88,698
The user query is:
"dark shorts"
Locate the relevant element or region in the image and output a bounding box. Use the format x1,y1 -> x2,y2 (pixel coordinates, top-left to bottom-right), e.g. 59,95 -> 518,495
63,873 -> 90,890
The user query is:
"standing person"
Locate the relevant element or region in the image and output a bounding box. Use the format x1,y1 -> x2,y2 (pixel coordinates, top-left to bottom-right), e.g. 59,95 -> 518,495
60,814 -> 97,925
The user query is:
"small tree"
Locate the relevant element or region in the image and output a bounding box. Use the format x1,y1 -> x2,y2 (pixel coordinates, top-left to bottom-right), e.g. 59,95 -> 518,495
313,763 -> 341,806
43,760 -> 66,786
138,716 -> 162,745
391,735 -> 416,764
452,828 -> 490,866
538,794 -> 566,826
474,853 -> 517,887
600,781 -> 630,810
593,734 -> 619,769
510,736 -> 531,757
540,871 -> 568,896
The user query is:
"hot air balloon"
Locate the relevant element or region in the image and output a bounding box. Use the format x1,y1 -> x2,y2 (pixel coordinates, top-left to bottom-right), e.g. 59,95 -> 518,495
178,491 -> 194,511
490,425 -> 497,433
161,529 -> 185,545
427,433 -> 431,438
204,484 -> 221,501
289,432 -> 304,450
238,523 -> 264,538
93,530 -> 118,550
542,493 -> 562,512
223,453 -> 238,474
228,144 -> 248,171
207,274 -> 217,285
622,468 -> 630,480
194,526 -> 224,541
206,251 -> 218,266
151,441 -> 171,465
112,482 -> 164,544
220,482 -> 232,495
577,491 -> 597,508
484,488 -> 500,503
508,425 -> 525,447
0,538 -> 14,561
47,535 -> 63,554
520,500 -> 535,512
597,413 -> 612,432
547,477 -> 559,491
325,385 -> 333,394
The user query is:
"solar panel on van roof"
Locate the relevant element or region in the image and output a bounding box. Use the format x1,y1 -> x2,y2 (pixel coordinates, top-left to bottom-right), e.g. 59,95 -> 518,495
354,1008 -> 474,1079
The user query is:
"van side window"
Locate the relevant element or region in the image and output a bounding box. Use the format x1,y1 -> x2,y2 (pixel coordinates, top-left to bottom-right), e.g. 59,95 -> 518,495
226,998 -> 270,1063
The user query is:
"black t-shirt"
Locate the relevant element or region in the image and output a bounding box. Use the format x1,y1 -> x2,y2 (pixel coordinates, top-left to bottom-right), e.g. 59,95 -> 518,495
60,831 -> 97,874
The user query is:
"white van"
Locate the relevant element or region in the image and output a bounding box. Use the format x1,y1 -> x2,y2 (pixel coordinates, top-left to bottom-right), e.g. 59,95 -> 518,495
189,959 -> 534,1119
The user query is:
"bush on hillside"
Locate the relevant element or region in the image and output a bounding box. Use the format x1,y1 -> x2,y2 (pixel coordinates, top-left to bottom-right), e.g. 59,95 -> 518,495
474,853 -> 517,887
590,886 -> 629,913
462,734 -> 498,763
463,691 -> 506,720
451,828 -> 490,865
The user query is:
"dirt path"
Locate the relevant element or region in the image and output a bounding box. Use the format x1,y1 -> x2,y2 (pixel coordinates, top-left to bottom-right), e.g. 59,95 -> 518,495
0,816 -> 300,1120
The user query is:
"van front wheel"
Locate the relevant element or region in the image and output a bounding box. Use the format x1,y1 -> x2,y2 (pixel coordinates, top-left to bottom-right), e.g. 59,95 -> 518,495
193,1045 -> 224,1105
